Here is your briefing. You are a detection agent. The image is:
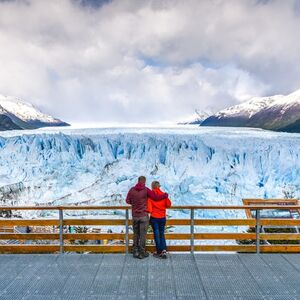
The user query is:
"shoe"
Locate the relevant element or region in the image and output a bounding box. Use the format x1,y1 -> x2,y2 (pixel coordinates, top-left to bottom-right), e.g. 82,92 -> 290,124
160,250 -> 167,259
133,249 -> 139,258
153,252 -> 161,258
138,251 -> 149,259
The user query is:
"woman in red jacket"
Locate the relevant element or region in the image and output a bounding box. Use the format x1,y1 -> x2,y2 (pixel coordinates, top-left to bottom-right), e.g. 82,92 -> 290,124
147,181 -> 171,259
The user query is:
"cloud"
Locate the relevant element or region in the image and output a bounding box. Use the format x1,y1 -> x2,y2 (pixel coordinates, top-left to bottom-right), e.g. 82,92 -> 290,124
0,0 -> 299,123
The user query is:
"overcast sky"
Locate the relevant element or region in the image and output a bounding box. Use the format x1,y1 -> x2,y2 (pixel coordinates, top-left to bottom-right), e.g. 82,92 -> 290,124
0,0 -> 300,124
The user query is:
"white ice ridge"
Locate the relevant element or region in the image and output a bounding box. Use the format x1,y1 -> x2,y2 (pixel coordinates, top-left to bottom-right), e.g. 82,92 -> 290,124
0,126 -> 299,220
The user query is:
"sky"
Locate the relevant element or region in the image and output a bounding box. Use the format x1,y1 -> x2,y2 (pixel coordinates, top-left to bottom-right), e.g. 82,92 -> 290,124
0,0 -> 300,124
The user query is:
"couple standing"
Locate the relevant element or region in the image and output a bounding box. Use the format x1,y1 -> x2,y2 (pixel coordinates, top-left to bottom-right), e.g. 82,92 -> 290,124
126,176 -> 171,259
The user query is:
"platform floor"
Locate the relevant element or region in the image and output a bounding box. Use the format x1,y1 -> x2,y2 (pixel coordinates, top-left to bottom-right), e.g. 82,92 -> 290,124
0,253 -> 299,299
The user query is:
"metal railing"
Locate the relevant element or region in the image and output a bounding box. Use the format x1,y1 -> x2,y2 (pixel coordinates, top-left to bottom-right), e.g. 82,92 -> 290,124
0,204 -> 300,254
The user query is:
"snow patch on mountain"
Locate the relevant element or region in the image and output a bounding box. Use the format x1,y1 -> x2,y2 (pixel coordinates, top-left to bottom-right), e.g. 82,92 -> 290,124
215,90 -> 300,119
0,95 -> 63,124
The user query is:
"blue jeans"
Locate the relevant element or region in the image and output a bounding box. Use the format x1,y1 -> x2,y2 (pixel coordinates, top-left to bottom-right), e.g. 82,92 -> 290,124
150,217 -> 167,253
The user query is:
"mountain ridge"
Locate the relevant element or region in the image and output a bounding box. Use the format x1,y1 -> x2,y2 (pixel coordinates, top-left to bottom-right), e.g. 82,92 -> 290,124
201,90 -> 300,133
0,95 -> 70,131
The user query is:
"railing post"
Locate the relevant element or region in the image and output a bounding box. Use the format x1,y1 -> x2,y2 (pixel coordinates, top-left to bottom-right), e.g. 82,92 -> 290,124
255,209 -> 260,254
191,208 -> 195,254
59,208 -> 64,254
125,209 -> 129,254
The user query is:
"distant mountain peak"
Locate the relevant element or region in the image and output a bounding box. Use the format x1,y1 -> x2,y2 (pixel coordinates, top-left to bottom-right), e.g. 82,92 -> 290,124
178,108 -> 214,125
201,90 -> 300,133
0,94 -> 70,131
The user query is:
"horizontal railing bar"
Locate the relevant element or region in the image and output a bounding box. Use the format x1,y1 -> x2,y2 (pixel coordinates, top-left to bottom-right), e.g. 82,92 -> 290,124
0,233 -> 59,240
0,206 -> 63,210
170,205 -> 300,210
259,245 -> 300,252
0,206 -> 129,210
64,219 -> 189,226
63,219 -> 126,225
0,219 -> 252,226
3,233 -> 300,241
194,245 -> 256,252
63,233 -> 257,240
0,219 -> 255,226
243,198 -> 298,202
64,245 -> 126,253
167,219 -> 190,225
0,245 -> 60,253
194,219 -> 256,226
64,233 -> 127,240
0,233 -> 253,240
260,219 -> 300,226
63,233 -> 192,240
64,245 -> 192,252
0,205 -> 300,210
0,218 -> 299,227
1,244 -> 300,253
193,245 -> 300,252
0,220 -> 59,226
260,234 -> 300,240
194,233 -> 256,239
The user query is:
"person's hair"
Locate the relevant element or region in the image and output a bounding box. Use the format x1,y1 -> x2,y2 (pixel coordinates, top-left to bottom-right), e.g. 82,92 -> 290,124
138,176 -> 146,183
151,181 -> 160,189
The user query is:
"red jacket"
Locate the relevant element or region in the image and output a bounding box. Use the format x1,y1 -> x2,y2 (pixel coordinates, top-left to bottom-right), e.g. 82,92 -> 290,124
147,188 -> 171,218
126,183 -> 168,218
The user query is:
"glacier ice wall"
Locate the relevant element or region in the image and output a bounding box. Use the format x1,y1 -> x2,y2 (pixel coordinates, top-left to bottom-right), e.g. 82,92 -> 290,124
0,127 -> 299,218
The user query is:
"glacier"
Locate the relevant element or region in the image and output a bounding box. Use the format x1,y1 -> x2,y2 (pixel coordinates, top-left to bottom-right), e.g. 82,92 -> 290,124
0,125 -> 299,222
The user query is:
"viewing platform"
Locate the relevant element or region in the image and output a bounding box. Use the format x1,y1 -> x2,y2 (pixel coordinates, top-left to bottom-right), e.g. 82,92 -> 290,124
0,253 -> 300,299
0,202 -> 299,299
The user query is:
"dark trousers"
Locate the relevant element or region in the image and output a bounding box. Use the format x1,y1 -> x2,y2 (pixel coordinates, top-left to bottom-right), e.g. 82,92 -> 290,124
150,217 -> 167,253
132,215 -> 149,252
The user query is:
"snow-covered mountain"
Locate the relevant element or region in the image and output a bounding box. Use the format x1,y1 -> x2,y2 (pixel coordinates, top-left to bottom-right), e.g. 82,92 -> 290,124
201,90 -> 300,132
0,126 -> 299,219
0,95 -> 69,131
178,109 -> 212,125
0,104 -> 22,131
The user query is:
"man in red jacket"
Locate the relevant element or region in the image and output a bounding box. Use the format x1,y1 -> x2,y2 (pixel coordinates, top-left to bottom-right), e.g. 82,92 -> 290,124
126,176 -> 168,259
